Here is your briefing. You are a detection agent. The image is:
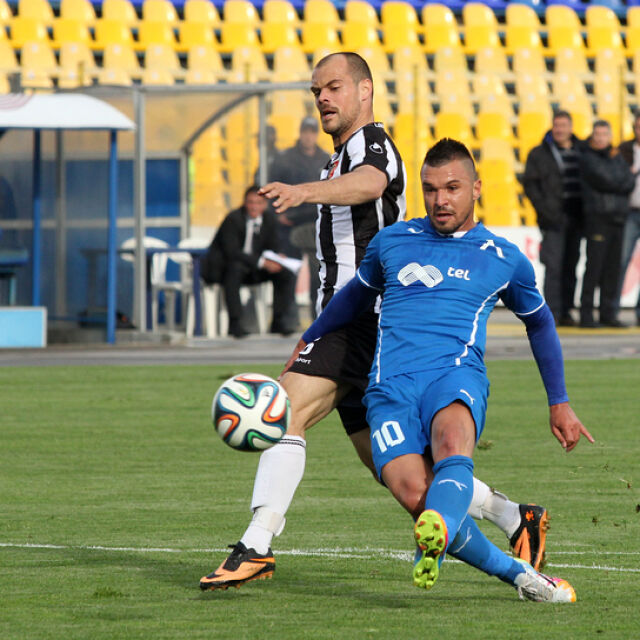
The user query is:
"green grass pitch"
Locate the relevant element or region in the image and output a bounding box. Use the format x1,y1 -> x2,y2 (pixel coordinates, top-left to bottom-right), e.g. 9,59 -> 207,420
1,359 -> 639,639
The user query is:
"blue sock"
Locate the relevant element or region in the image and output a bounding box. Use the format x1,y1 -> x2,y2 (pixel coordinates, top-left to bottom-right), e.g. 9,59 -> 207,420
447,515 -> 527,585
425,455 -> 474,550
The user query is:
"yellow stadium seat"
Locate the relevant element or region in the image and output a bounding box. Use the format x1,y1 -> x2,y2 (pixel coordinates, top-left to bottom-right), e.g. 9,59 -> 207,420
552,71 -> 587,100
435,111 -> 474,148
357,43 -> 390,74
137,21 -> 177,48
94,19 -> 134,48
0,0 -> 13,25
179,21 -> 217,50
0,72 -> 10,92
98,66 -> 132,84
10,17 -> 50,47
0,40 -> 19,71
439,93 -> 473,120
594,70 -> 624,101
479,158 -> 517,187
21,38 -> 55,68
220,21 -> 259,51
478,92 -> 512,118
103,41 -> 140,73
433,45 -> 466,72
594,47 -> 626,74
473,73 -> 508,102
512,47 -> 545,75
184,0 -> 220,26
381,1 -> 420,52
435,68 -> 470,97
188,44 -> 224,73
546,5 -> 584,54
18,0 -> 53,24
60,0 -> 96,26
392,44 -> 426,72
395,67 -> 432,118
264,0 -> 298,25
462,2 -> 501,54
53,18 -> 92,46
102,0 -> 138,27
269,91 -> 307,147
21,66 -> 54,88
341,22 -> 381,49
479,137 -> 515,164
626,7 -> 640,52
554,46 -> 588,74
185,67 -> 217,83
141,66 -> 174,84
474,46 -> 508,74
261,22 -> 300,53
480,185 -> 521,226
585,6 -> 622,56
261,0 -> 300,52
505,3 -> 542,55
231,44 -> 268,81
394,111 -> 433,150
515,71 -> 549,98
145,43 -> 179,70
422,4 -> 461,54
301,22 -> 339,54
475,111 -> 515,144
143,0 -> 178,24
372,72 -> 393,126
517,108 -> 551,161
273,44 -> 309,78
58,41 -> 95,86
345,0 -> 379,28
224,0 -> 259,22
304,0 -> 339,28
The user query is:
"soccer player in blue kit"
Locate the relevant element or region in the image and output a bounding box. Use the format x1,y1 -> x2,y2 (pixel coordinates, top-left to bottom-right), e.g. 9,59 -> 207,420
291,138 -> 594,602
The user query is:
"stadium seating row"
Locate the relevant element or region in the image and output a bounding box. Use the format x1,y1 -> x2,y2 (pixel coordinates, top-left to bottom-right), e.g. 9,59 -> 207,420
2,0 -> 640,56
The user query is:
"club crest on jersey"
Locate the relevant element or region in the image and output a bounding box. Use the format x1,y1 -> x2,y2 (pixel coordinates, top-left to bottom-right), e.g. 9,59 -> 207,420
369,142 -> 384,154
398,263 -> 443,288
327,154 -> 340,179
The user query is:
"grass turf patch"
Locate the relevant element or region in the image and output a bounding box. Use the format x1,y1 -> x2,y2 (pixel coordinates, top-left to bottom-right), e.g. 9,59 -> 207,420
1,360 -> 638,639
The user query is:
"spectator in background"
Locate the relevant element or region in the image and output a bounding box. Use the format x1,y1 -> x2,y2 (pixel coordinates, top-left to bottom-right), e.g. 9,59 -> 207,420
579,120 -> 635,328
616,113 -> 640,326
523,110 -> 583,326
199,185 -> 297,338
268,116 -> 330,321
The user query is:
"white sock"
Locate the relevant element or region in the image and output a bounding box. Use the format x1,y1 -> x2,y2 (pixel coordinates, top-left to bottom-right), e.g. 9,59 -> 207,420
240,436 -> 306,555
469,478 -> 521,538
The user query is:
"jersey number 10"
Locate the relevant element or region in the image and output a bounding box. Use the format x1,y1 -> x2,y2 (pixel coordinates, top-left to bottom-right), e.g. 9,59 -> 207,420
372,420 -> 405,453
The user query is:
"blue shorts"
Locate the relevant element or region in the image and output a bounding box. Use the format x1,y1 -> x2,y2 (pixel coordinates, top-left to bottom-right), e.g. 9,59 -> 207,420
363,368 -> 489,478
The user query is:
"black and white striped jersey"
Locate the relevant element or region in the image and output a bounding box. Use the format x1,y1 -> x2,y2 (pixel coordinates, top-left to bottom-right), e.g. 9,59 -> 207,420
315,122 -> 406,313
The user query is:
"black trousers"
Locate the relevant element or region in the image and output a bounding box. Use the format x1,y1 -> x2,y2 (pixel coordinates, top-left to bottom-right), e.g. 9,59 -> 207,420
580,218 -> 625,322
539,223 -> 582,320
222,259 -> 297,332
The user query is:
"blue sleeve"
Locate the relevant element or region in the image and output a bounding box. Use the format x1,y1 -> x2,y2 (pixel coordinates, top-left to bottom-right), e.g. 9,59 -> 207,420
301,277 -> 378,343
499,250 -> 545,316
521,304 -> 569,406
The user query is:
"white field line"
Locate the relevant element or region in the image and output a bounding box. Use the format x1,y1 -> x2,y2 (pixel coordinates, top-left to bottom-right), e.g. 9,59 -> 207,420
1,542 -> 639,573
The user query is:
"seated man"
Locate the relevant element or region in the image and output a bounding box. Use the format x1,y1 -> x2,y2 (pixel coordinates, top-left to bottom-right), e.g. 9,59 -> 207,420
200,186 -> 297,338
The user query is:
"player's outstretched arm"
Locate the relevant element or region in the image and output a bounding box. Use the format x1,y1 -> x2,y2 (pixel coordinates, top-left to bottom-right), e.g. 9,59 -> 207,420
549,402 -> 595,452
520,304 -> 595,451
258,165 -> 387,214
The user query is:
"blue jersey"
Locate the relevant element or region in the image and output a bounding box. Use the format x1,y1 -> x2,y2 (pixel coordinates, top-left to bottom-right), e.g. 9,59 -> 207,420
357,217 -> 545,384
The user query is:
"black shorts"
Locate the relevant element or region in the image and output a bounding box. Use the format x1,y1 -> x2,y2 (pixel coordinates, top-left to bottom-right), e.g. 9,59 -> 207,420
288,310 -> 378,435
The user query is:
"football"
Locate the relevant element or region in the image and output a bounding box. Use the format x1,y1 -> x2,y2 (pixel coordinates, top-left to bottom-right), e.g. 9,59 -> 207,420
212,373 -> 290,451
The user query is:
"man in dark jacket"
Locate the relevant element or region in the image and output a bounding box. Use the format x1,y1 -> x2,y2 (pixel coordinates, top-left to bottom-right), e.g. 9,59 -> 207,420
523,110 -> 583,326
616,113 -> 640,326
580,120 -> 636,327
200,185 -> 297,338
268,117 -> 331,320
